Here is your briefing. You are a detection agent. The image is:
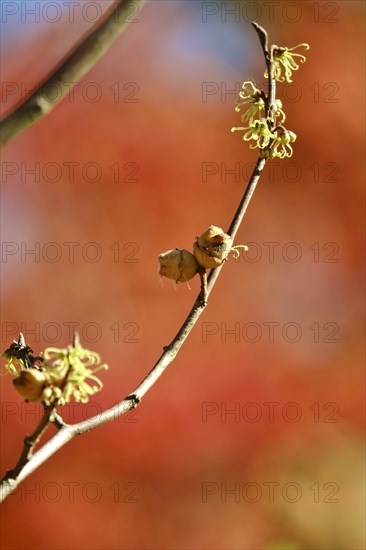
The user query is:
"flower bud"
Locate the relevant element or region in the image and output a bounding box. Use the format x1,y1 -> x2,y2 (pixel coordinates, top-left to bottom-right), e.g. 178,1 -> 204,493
13,369 -> 50,402
193,226 -> 233,269
158,248 -> 199,283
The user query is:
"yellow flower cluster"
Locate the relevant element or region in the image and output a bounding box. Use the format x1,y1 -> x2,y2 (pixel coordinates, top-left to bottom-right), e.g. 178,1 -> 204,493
232,42 -> 309,159
2,338 -> 108,404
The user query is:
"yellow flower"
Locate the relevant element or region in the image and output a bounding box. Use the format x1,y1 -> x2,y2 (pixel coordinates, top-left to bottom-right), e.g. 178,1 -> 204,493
270,128 -> 297,158
232,118 -> 274,150
265,44 -> 310,83
234,80 -> 265,126
2,335 -> 109,404
273,99 -> 286,123
43,344 -> 108,403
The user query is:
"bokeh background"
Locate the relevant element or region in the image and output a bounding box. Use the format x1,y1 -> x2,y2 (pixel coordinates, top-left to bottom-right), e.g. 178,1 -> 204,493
0,1 -> 364,549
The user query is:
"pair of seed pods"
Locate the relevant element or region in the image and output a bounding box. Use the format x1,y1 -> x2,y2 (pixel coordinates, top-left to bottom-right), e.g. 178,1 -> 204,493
158,225 -> 235,285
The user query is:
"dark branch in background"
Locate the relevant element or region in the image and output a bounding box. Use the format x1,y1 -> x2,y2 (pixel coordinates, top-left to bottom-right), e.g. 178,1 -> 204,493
0,0 -> 145,148
0,23 -> 274,502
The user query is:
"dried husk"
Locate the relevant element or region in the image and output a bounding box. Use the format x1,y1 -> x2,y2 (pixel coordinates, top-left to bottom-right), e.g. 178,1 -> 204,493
158,248 -> 199,283
193,226 -> 233,269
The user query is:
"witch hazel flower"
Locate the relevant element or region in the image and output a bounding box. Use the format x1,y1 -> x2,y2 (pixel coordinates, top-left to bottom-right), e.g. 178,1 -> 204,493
270,126 -> 297,158
232,117 -> 274,150
231,34 -> 309,159
235,80 -> 263,110
273,99 -> 286,123
234,80 -> 265,126
265,43 -> 310,83
2,336 -> 109,404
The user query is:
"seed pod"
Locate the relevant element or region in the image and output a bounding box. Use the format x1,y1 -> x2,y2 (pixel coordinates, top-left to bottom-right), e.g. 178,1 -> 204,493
13,368 -> 50,402
158,248 -> 199,283
193,226 -> 233,269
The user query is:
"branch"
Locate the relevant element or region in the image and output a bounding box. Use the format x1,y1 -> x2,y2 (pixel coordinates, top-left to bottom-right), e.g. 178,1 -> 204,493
0,25 -> 276,503
0,0 -> 145,149
2,343 -> 73,480
251,22 -> 276,123
5,402 -> 59,480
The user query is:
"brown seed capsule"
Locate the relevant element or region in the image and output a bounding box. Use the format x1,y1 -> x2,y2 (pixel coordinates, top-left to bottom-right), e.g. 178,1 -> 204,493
13,368 -> 50,402
158,248 -> 199,283
193,225 -> 233,269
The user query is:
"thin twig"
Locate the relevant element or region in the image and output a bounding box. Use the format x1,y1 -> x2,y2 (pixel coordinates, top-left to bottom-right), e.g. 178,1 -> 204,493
252,22 -> 276,128
4,403 -> 60,480
0,159 -> 268,501
3,349 -> 74,479
0,24 -> 275,503
0,0 -> 145,148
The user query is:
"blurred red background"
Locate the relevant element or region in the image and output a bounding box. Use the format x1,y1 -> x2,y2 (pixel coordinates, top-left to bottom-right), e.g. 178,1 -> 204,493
0,1 -> 364,549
